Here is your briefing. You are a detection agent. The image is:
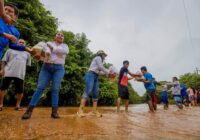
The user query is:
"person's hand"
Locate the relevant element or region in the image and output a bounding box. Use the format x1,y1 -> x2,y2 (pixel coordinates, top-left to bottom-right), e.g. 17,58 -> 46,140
47,42 -> 53,50
108,73 -> 117,78
136,78 -> 145,82
3,33 -> 17,43
25,47 -> 34,54
33,54 -> 41,61
0,69 -> 5,76
8,34 -> 17,43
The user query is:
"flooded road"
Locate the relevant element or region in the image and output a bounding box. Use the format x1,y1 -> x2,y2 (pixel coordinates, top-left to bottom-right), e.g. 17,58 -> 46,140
0,104 -> 200,140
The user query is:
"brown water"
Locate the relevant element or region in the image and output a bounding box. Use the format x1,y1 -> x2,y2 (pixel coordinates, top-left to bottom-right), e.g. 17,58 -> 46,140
0,104 -> 200,140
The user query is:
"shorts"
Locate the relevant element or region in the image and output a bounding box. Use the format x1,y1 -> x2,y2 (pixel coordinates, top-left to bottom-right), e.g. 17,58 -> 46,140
182,95 -> 190,103
173,95 -> 182,105
0,77 -> 24,93
118,84 -> 129,100
146,89 -> 156,104
189,95 -> 195,102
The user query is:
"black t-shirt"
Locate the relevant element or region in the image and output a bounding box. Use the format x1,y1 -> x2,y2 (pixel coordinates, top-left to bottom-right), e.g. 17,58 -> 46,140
118,67 -> 128,84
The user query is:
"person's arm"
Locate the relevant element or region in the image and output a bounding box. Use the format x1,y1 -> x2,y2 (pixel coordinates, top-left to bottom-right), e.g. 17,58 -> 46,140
0,61 -> 6,76
0,49 -> 9,76
0,0 -> 12,23
128,71 -> 142,78
0,0 -> 5,17
128,77 -> 134,80
9,42 -> 26,51
96,57 -> 109,75
2,32 -> 17,43
26,53 -> 31,67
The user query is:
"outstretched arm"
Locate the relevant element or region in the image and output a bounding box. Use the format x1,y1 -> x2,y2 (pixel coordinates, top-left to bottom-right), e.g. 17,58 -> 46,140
0,0 -> 13,24
0,0 -> 5,17
128,71 -> 142,78
96,57 -> 109,75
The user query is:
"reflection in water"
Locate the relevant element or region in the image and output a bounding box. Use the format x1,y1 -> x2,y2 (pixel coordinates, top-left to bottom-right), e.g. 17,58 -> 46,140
0,104 -> 200,140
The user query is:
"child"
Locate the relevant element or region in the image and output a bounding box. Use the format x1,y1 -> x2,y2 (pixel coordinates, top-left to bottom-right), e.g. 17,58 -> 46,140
117,60 -> 140,112
168,77 -> 183,109
0,0 -> 31,59
0,39 -> 31,111
161,84 -> 168,110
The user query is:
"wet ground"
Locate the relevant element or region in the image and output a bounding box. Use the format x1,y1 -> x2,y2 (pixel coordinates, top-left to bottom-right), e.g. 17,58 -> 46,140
0,104 -> 200,140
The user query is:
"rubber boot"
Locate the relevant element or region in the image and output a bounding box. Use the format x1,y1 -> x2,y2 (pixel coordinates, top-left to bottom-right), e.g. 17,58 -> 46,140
22,105 -> 34,120
51,107 -> 60,119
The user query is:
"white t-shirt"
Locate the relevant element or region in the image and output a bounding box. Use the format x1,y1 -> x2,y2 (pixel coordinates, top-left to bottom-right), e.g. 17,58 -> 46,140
2,49 -> 31,80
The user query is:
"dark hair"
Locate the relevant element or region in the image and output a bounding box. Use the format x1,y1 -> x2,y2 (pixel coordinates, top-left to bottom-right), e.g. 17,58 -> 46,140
5,3 -> 19,16
141,66 -> 147,71
123,60 -> 129,65
173,77 -> 178,81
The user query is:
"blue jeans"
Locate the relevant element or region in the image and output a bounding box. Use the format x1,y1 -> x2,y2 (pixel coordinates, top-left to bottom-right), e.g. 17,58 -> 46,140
82,71 -> 99,101
29,63 -> 65,107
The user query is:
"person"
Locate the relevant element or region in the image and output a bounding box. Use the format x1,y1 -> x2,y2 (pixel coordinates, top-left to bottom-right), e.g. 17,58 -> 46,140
117,60 -> 141,112
180,84 -> 190,107
197,90 -> 200,106
22,32 -> 69,119
137,66 -> 157,112
187,87 -> 195,106
194,89 -> 198,106
0,1 -> 32,59
168,77 -> 183,109
77,50 -> 115,118
161,84 -> 169,110
0,39 -> 31,111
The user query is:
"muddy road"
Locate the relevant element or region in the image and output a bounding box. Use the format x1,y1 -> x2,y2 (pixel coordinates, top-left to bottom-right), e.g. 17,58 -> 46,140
0,104 -> 200,140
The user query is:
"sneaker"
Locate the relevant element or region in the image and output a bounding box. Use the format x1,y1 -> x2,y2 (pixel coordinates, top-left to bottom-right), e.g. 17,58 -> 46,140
92,109 -> 102,117
14,107 -> 22,111
77,108 -> 86,118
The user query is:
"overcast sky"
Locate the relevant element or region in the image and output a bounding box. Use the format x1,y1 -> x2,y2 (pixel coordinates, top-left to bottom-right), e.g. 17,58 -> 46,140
41,0 -> 200,95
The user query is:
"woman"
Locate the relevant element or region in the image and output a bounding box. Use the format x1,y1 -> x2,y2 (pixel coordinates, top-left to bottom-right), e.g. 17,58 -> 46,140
77,50 -> 114,118
22,32 -> 69,119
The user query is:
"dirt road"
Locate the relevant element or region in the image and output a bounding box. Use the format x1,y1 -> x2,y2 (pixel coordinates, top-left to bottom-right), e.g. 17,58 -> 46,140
0,104 -> 200,140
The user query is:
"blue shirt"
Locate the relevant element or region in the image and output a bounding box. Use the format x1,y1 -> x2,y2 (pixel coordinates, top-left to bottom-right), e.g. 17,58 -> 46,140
143,72 -> 155,90
0,18 -> 26,59
180,84 -> 188,96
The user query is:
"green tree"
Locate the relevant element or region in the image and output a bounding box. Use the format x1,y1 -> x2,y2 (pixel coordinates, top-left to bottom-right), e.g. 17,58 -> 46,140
4,0 -> 142,106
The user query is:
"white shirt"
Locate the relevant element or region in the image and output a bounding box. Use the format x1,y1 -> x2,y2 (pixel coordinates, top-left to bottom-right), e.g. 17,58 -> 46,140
44,41 -> 69,65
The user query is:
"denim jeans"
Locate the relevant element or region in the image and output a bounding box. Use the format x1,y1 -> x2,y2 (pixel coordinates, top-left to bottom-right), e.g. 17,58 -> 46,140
82,71 -> 99,101
29,63 -> 65,107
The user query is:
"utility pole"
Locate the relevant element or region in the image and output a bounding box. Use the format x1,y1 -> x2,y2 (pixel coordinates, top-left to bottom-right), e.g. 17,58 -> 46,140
196,67 -> 200,74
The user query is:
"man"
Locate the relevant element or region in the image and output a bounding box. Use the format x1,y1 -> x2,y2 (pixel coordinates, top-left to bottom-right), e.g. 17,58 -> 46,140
117,60 -> 140,112
138,66 -> 157,112
0,0 -> 31,59
0,39 -> 31,111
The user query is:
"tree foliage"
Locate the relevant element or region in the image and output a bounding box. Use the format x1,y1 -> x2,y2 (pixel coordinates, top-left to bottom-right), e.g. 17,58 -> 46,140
3,0 -> 141,106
